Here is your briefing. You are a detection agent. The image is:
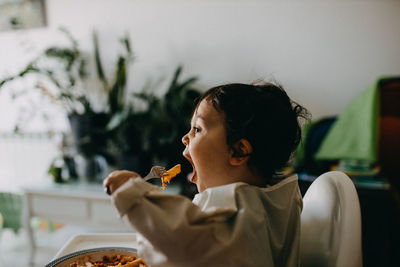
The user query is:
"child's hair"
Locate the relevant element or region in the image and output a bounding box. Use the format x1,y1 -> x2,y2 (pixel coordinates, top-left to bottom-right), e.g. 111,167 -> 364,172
196,82 -> 310,185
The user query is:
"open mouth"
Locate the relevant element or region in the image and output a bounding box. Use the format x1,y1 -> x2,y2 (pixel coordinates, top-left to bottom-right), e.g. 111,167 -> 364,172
183,153 -> 197,183
189,168 -> 197,183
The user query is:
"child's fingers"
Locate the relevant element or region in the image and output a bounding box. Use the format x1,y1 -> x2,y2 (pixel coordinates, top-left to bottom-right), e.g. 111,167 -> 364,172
103,170 -> 141,195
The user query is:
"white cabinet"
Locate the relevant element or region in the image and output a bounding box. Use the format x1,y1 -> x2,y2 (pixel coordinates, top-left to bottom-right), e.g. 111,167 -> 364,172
22,183 -> 132,264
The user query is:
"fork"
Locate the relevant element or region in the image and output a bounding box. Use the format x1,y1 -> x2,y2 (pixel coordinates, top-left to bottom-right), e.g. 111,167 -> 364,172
143,165 -> 167,181
105,166 -> 166,195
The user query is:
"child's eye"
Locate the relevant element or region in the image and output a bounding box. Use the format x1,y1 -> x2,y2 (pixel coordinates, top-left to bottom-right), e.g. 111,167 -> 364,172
193,127 -> 200,133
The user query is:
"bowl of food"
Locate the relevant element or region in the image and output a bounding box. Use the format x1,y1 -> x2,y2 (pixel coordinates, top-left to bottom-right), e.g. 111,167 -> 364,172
46,247 -> 147,267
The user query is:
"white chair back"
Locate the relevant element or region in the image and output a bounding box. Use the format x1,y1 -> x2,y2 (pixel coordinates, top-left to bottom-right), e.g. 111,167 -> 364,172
300,171 -> 363,267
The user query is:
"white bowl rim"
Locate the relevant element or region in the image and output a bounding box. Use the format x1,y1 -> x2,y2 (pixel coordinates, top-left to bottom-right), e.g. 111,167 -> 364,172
45,246 -> 137,267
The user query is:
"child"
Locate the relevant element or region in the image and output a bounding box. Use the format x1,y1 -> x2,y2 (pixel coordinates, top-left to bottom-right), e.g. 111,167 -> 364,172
104,82 -> 309,267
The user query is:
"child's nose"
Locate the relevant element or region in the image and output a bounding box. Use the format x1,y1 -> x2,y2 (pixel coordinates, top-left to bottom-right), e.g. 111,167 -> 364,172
182,133 -> 189,146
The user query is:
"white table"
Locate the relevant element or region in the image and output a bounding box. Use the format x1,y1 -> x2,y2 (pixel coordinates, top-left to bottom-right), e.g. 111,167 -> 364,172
22,183 -> 132,264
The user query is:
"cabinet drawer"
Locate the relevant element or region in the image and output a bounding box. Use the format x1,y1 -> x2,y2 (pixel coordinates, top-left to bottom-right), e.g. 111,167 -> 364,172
31,195 -> 88,220
91,200 -> 122,224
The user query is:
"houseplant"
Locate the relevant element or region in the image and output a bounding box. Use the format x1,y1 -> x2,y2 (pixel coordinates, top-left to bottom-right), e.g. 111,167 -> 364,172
0,28 -> 90,117
0,28 -> 134,181
0,28 -> 202,184
107,65 -> 201,175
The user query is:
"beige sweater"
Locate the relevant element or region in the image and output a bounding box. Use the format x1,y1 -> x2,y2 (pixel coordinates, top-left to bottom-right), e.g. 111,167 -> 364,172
111,175 -> 302,267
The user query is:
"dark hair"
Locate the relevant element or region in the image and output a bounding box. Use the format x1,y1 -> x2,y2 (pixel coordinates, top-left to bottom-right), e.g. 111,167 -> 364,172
196,82 -> 310,185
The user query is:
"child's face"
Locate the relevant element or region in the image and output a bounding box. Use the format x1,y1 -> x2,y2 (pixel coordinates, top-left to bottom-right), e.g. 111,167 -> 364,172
182,99 -> 232,192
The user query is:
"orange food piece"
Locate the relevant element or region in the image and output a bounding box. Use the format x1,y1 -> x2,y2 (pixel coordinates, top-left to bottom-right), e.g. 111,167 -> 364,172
161,164 -> 181,189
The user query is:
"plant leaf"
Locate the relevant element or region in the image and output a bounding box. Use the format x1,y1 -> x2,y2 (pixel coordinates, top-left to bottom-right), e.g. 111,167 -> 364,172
121,34 -> 132,55
93,31 -> 108,90
109,56 -> 127,114
106,111 -> 129,131
170,65 -> 182,89
0,63 -> 39,88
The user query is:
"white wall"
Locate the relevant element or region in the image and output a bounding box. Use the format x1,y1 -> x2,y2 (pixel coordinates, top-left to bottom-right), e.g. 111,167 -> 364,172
1,0 -> 400,131
0,133 -> 57,192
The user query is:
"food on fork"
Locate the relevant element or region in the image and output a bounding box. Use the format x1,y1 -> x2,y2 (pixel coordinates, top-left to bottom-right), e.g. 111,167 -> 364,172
161,164 -> 181,189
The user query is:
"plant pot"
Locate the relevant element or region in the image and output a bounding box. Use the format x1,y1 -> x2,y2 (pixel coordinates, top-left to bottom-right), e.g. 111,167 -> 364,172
74,154 -> 109,183
68,113 -> 109,155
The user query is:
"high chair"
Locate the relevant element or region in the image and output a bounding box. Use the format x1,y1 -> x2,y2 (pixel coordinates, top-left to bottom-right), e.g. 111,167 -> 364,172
300,171 -> 363,267
0,192 -> 22,234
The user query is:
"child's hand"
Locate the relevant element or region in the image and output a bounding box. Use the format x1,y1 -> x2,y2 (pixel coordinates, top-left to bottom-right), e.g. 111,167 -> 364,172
103,170 -> 140,195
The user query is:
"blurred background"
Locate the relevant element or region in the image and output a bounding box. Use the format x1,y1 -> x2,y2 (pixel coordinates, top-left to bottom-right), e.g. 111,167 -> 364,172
0,0 -> 399,266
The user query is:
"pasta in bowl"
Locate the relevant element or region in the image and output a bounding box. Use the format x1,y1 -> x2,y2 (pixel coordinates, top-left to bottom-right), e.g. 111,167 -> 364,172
46,247 -> 147,267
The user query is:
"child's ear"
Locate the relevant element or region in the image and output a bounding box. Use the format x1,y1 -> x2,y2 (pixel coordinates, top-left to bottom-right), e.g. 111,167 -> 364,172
230,139 -> 253,166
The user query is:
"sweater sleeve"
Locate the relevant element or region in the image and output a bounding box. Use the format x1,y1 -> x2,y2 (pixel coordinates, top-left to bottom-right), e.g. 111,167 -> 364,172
111,177 -> 237,265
